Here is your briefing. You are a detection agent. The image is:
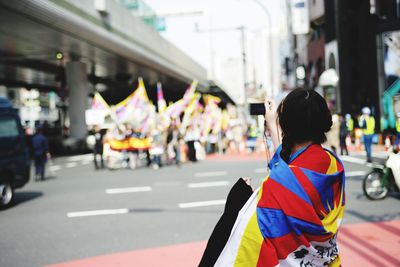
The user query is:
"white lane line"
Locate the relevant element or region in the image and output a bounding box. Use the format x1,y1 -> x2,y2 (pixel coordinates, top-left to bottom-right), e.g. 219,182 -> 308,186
66,154 -> 92,162
49,165 -> 62,171
340,156 -> 365,164
346,171 -> 366,177
106,186 -> 152,194
178,199 -> 226,209
340,156 -> 383,168
194,171 -> 227,178
188,181 -> 230,188
67,209 -> 129,218
254,168 -> 267,173
65,162 -> 78,168
81,159 -> 92,165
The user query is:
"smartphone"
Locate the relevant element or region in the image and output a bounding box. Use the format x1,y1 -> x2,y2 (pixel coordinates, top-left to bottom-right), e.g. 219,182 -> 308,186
249,103 -> 265,115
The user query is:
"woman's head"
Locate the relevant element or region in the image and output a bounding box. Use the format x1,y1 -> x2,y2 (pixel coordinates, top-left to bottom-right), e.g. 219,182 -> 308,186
277,88 -> 332,162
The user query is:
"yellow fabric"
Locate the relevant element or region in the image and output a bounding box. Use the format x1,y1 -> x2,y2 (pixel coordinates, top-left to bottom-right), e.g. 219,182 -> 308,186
107,137 -> 151,150
396,120 -> 400,133
329,255 -> 341,267
363,116 -> 375,135
347,118 -> 354,131
234,213 -> 264,267
326,152 -> 338,175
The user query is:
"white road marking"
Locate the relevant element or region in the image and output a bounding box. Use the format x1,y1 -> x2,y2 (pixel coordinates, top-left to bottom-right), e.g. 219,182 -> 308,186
106,186 -> 152,194
188,181 -> 230,188
254,168 -> 267,173
178,199 -> 226,209
340,156 -> 383,168
340,156 -> 366,164
66,154 -> 92,162
67,209 -> 129,218
194,171 -> 227,178
81,159 -> 92,165
346,171 -> 366,177
65,162 -> 78,168
49,165 -> 62,171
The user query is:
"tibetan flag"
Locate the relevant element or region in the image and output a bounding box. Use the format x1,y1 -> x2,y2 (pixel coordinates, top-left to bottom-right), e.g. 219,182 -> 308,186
215,144 -> 345,267
180,93 -> 201,132
182,80 -> 198,105
204,94 -> 221,106
91,92 -> 109,110
114,77 -> 150,122
156,82 -> 167,113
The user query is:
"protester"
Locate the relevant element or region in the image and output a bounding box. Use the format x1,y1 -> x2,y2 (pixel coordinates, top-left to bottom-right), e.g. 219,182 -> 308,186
93,126 -> 105,169
166,122 -> 181,165
200,88 -> 345,267
396,113 -> 400,149
359,106 -> 375,162
324,113 -> 340,155
184,124 -> 199,162
339,114 -> 349,155
32,127 -> 49,181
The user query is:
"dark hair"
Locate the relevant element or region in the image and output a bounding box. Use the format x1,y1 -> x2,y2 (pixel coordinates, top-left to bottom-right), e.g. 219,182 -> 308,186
277,88 -> 332,162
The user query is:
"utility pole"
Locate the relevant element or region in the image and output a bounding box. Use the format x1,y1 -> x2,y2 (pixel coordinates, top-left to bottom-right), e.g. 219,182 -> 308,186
239,26 -> 248,105
196,25 -> 248,106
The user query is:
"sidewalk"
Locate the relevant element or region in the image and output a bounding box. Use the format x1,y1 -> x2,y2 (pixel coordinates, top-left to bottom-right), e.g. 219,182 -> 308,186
47,220 -> 400,267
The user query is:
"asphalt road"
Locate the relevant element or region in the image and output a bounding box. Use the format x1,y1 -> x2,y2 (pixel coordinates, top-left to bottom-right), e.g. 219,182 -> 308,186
1,152 -> 399,267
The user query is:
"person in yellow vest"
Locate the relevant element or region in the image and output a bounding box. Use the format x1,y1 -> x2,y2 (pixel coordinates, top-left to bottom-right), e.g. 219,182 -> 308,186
359,107 -> 375,162
396,113 -> 400,149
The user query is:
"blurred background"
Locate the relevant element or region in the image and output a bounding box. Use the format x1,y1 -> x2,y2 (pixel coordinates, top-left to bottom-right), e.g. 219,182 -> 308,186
0,1 -> 399,266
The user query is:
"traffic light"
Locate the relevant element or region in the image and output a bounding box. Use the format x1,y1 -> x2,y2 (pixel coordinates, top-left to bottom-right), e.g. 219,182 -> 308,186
55,52 -> 64,60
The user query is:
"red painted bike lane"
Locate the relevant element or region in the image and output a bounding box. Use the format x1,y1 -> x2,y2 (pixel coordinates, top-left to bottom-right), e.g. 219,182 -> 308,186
48,220 -> 400,267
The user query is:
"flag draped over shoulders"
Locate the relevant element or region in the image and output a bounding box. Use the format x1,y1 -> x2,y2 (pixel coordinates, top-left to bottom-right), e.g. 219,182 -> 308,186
215,144 -> 345,267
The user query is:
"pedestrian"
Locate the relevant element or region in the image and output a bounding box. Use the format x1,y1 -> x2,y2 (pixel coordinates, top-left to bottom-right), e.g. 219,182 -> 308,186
200,88 -> 345,267
324,113 -> 340,155
396,113 -> 400,149
166,122 -> 181,165
359,107 -> 375,162
339,114 -> 349,155
184,124 -> 199,162
32,127 -> 49,181
93,125 -> 104,169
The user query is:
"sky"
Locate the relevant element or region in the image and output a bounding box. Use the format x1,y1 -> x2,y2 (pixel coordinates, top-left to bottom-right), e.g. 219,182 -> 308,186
143,0 -> 287,102
144,0 -> 283,69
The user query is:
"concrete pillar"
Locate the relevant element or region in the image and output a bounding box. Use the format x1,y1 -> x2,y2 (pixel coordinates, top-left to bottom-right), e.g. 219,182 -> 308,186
66,61 -> 89,140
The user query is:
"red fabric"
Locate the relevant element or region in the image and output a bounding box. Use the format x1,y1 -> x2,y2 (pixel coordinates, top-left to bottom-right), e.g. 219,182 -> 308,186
291,144 -> 332,173
258,179 -> 323,226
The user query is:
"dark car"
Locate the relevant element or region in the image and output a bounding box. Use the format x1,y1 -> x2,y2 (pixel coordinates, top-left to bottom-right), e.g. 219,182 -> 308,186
0,97 -> 30,209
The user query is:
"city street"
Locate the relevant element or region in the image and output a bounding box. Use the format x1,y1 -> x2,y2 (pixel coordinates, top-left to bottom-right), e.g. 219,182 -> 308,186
1,151 -> 399,267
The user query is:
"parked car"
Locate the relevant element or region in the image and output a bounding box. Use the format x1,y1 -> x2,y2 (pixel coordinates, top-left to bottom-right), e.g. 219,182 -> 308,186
0,97 -> 30,209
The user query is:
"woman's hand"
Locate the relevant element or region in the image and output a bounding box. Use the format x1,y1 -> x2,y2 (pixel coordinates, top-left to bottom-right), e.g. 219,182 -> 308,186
264,97 -> 282,150
264,98 -> 277,130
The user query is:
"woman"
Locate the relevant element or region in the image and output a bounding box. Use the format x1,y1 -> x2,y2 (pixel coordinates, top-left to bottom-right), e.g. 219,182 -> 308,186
200,88 -> 345,267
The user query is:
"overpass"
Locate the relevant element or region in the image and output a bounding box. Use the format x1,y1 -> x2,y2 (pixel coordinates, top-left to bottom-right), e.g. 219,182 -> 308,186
0,0 -> 229,142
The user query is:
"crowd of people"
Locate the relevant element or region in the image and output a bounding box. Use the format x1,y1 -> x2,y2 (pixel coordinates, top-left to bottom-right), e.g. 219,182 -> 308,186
90,117 -> 263,171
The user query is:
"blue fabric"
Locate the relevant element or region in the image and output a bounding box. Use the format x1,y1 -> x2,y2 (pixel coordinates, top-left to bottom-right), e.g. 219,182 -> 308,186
268,145 -> 313,206
257,207 -> 328,238
364,134 -> 373,160
32,133 -> 48,156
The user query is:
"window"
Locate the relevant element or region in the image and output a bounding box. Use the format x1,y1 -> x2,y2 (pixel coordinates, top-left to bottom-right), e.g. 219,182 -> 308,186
0,117 -> 19,137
